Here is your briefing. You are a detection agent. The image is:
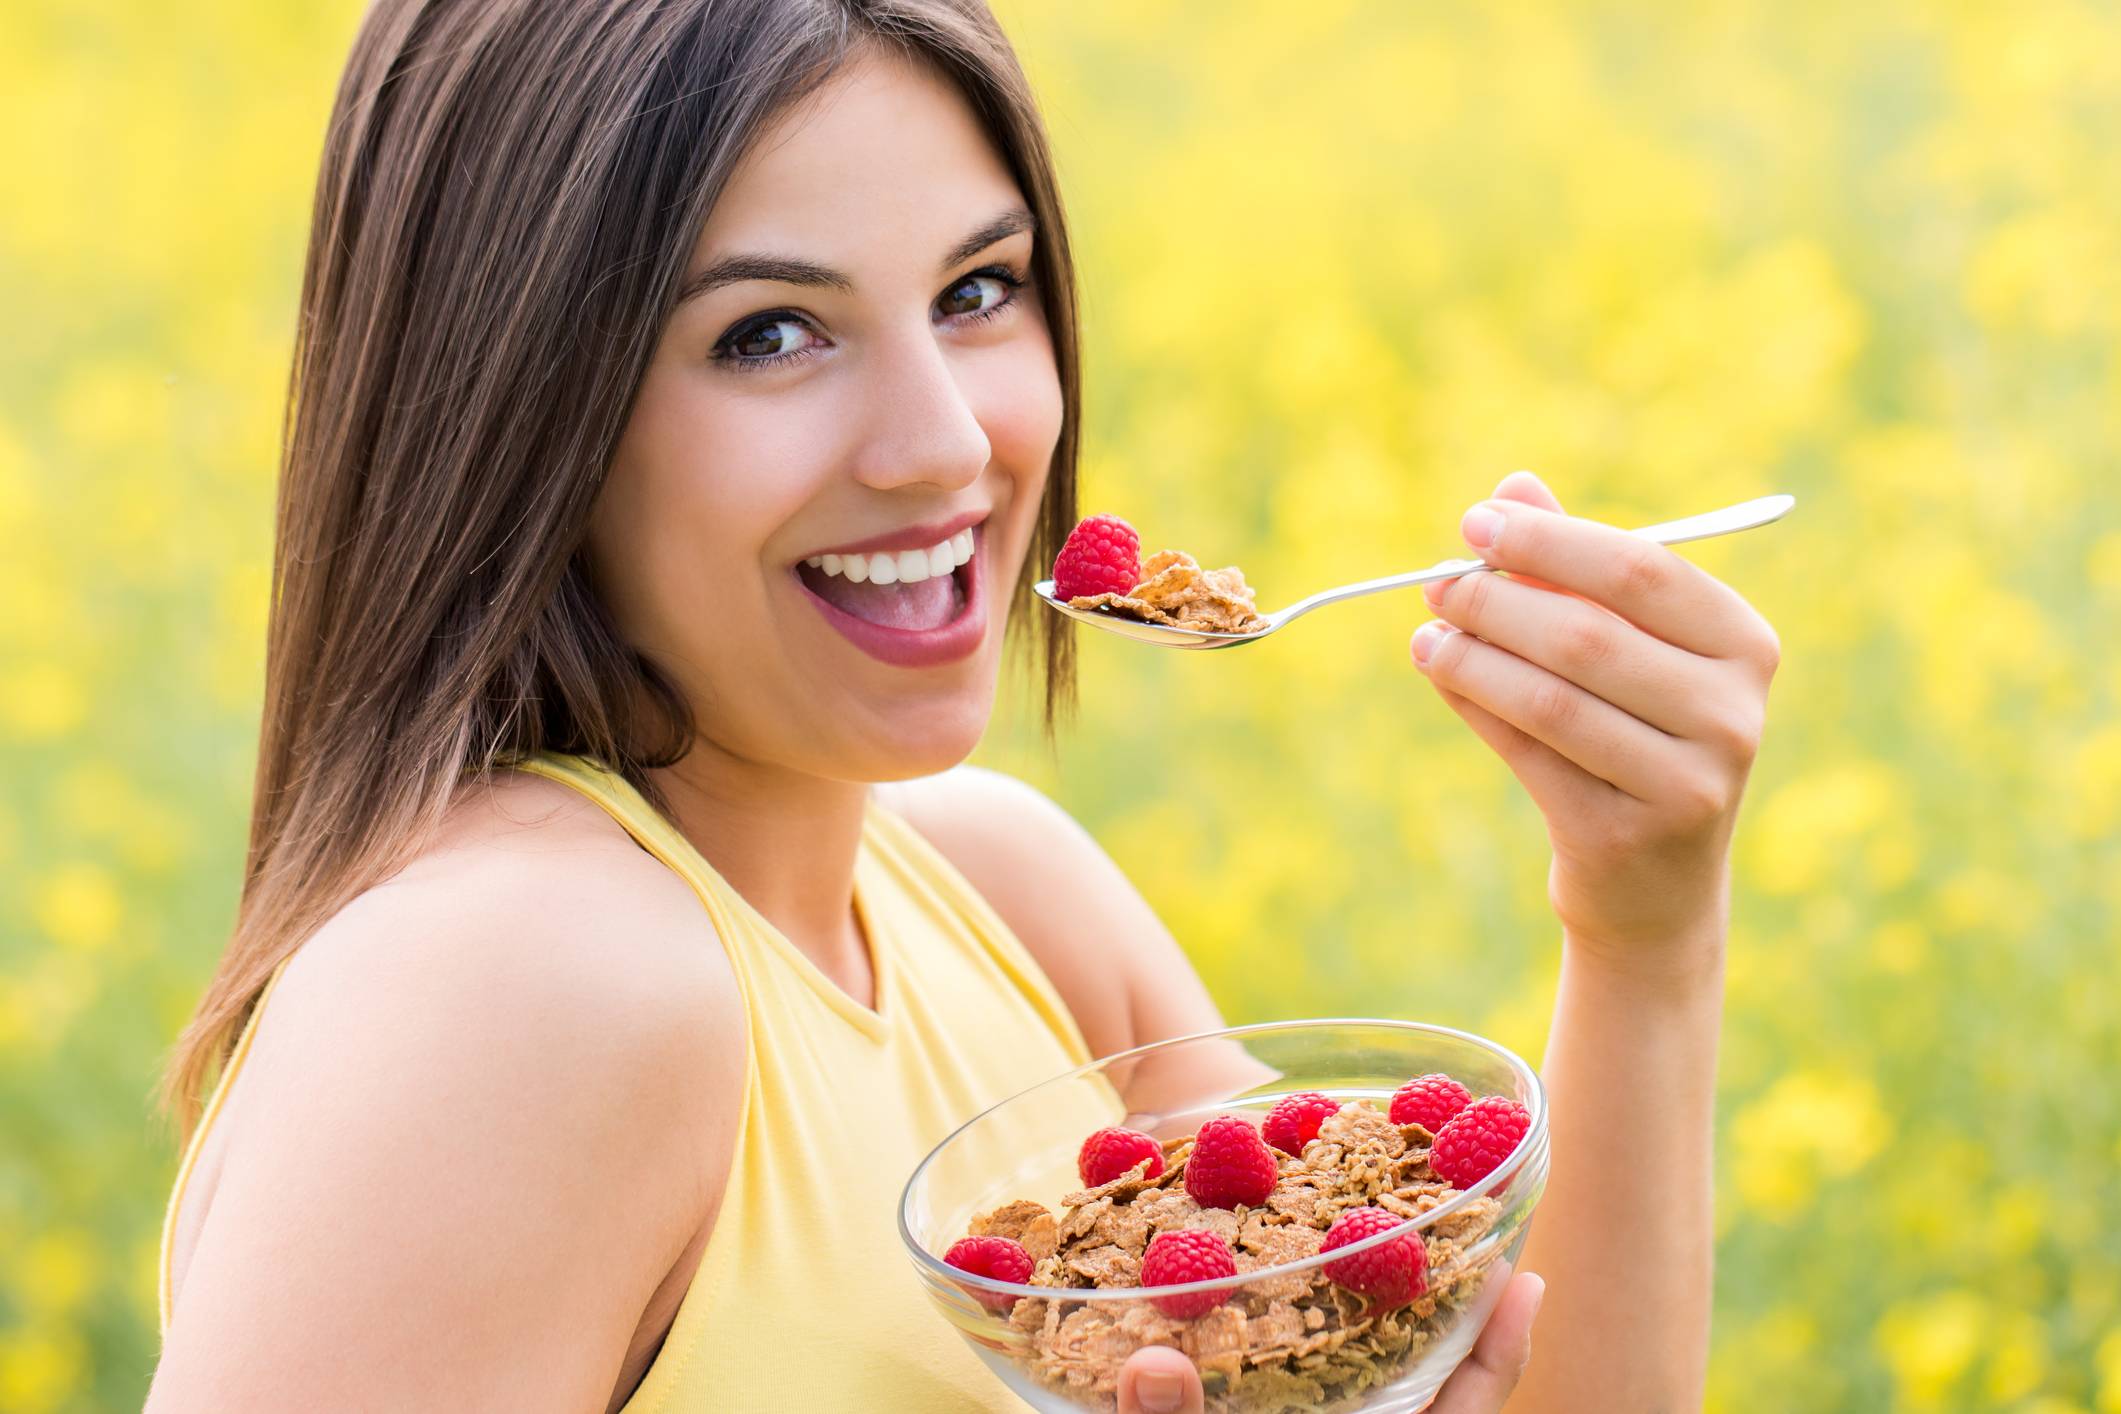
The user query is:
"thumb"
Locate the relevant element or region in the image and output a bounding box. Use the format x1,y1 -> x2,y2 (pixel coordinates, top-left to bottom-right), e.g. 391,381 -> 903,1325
1116,1344 -> 1204,1414
1430,1270 -> 1545,1414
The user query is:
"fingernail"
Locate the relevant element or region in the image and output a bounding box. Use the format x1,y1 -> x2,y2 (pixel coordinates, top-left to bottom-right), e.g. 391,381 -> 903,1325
1462,503 -> 1505,551
1137,1370 -> 1186,1411
1497,467 -> 1548,493
1411,621 -> 1446,669
1422,577 -> 1451,608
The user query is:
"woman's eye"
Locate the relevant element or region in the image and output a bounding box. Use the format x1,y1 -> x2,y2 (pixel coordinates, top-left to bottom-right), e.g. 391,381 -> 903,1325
936,274 -> 1011,319
718,316 -> 816,362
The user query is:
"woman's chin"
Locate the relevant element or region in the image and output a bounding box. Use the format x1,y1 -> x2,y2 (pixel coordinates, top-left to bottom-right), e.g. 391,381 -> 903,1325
803,683 -> 995,784
875,703 -> 991,782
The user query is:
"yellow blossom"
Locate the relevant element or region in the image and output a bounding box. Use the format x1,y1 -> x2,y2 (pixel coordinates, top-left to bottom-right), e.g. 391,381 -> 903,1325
1876,1289 -> 1987,1407
33,863 -> 122,952
1731,1070 -> 1890,1220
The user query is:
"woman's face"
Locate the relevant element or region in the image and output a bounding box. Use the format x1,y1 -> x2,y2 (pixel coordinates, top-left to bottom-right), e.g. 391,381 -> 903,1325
590,50 -> 1062,784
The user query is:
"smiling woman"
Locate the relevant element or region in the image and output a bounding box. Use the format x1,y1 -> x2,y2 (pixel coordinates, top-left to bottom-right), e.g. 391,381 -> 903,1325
144,1 -> 1566,1412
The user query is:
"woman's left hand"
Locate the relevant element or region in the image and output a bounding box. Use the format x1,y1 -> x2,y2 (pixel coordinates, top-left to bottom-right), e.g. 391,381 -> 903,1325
1411,472 -> 1780,978
1115,1271 -> 1544,1413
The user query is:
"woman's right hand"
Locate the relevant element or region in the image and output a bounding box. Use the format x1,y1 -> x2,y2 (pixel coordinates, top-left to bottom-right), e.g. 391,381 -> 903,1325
1116,1271 -> 1546,1414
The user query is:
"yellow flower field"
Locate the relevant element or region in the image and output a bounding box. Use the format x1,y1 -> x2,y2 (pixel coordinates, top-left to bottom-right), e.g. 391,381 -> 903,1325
2,0 -> 2116,1408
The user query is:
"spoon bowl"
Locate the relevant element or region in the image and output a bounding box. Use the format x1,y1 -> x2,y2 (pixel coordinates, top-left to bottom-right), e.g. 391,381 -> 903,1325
1035,493 -> 1795,650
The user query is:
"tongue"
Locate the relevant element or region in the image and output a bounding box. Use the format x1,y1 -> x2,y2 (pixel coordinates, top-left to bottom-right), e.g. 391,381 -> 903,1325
804,564 -> 961,631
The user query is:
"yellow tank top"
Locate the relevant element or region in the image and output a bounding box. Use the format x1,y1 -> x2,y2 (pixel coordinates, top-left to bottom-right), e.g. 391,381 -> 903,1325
159,752 -> 1095,1410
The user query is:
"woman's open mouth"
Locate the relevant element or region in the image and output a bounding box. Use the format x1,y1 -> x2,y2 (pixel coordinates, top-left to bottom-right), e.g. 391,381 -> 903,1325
795,524 -> 985,668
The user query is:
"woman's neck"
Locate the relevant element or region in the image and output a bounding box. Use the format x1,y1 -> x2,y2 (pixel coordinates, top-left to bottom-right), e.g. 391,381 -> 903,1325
647,738 -> 875,1001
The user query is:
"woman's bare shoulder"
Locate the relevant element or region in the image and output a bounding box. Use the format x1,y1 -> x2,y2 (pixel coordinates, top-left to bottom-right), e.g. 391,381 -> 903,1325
284,768 -> 741,1071
150,771 -> 743,1409
253,770 -> 747,1198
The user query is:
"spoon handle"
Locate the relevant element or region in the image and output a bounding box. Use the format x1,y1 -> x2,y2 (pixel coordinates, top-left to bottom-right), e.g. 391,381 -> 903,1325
1627,494 -> 1797,547
1269,493 -> 1795,626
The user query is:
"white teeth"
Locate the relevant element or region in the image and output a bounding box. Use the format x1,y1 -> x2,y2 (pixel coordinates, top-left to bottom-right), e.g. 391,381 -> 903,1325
802,528 -> 979,585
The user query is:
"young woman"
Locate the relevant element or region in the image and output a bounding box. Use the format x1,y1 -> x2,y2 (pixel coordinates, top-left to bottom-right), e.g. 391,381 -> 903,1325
147,1 -> 1777,1410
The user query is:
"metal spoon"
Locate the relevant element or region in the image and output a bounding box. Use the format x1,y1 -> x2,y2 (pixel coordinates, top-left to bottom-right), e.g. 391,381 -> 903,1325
1034,493 -> 1795,650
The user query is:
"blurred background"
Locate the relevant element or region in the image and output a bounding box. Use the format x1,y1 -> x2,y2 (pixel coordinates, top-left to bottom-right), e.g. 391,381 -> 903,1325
2,0 -> 2117,1408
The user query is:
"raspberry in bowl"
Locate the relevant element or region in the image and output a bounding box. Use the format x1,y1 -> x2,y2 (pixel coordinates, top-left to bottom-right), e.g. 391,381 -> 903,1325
899,1021 -> 1548,1413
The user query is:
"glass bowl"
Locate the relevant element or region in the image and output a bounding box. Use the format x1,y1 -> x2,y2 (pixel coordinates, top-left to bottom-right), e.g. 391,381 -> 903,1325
900,1020 -> 1548,1413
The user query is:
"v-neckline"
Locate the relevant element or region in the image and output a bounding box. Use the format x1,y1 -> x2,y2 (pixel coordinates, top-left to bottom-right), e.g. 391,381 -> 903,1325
662,800 -> 894,1043
521,757 -> 896,1041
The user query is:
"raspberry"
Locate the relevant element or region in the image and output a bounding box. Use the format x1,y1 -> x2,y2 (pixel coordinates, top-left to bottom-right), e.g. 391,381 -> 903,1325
1389,1073 -> 1473,1133
1183,1116 -> 1279,1210
942,1235 -> 1034,1311
1261,1092 -> 1342,1156
1051,514 -> 1141,601
1321,1207 -> 1428,1309
1077,1126 -> 1166,1188
1429,1096 -> 1532,1189
1138,1229 -> 1237,1319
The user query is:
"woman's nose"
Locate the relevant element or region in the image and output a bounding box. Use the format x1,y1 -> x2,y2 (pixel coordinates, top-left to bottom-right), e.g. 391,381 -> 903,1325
847,331 -> 991,494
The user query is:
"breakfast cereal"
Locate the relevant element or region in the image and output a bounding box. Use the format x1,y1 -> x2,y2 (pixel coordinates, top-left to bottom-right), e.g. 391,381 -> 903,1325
949,1094 -> 1522,1413
1068,549 -> 1268,636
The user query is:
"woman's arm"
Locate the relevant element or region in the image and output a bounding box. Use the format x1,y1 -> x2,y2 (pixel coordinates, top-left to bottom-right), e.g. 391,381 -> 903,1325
1520,931 -> 1722,1409
884,765 -> 1225,1059
1412,473 -> 1779,1411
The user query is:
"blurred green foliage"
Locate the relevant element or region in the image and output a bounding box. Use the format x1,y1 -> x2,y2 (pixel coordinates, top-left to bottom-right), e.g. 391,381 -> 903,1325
3,0 -> 2118,1409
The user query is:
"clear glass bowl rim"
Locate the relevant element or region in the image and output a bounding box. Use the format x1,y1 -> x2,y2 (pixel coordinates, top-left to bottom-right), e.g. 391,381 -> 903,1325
898,1016 -> 1548,1305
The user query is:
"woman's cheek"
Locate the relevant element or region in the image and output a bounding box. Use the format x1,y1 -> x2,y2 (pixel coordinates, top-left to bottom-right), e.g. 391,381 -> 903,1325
973,338 -> 1063,494
599,404 -> 804,658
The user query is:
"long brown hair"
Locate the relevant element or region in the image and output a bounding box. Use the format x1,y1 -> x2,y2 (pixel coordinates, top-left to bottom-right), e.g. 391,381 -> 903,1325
159,0 -> 1081,1139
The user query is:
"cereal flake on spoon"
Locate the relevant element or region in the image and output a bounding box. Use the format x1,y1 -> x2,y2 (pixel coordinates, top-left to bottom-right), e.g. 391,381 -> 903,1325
1051,514 -> 1267,636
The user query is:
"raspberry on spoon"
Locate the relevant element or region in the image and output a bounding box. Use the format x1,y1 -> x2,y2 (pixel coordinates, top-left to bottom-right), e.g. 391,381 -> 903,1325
1051,513 -> 1141,601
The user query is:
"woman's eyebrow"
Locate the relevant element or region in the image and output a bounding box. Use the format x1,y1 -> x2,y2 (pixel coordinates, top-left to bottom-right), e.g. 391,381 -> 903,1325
937,206 -> 1035,272
676,208 -> 1036,307
676,255 -> 853,305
